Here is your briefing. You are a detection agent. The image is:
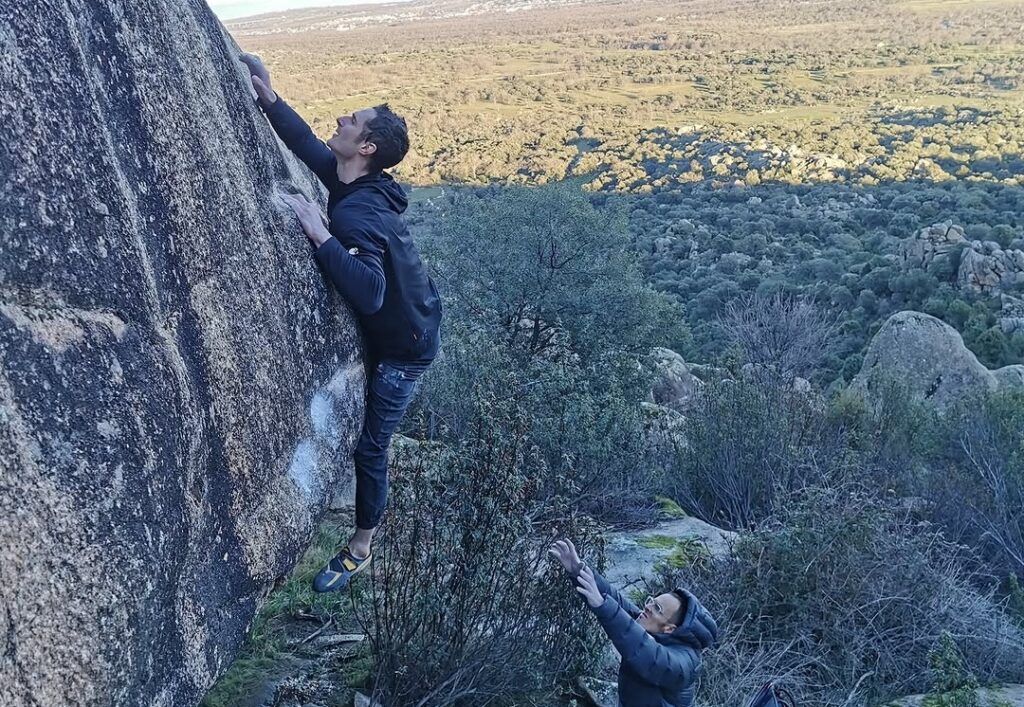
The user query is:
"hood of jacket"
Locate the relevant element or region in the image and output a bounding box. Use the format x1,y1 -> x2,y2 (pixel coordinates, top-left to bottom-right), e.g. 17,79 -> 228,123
660,589 -> 717,651
333,170 -> 408,214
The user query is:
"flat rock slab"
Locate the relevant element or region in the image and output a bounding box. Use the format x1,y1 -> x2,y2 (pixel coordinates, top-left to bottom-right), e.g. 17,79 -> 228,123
604,517 -> 737,589
577,676 -> 618,707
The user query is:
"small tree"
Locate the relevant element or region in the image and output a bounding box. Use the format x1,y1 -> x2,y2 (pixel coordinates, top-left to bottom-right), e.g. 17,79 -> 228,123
362,390 -> 605,706
414,183 -> 686,524
425,182 -> 686,367
718,292 -> 836,383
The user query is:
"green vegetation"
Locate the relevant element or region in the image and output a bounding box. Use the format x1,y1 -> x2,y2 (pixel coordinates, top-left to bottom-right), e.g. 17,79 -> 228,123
209,1 -> 1024,705
208,183 -> 1024,707
923,633 -> 981,707
639,536 -> 712,571
655,495 -> 687,519
659,482 -> 1024,707
201,521 -> 365,707
415,182 -> 686,524
1008,574 -> 1024,626
366,397 -> 606,706
637,534 -> 681,551
620,178 -> 1024,382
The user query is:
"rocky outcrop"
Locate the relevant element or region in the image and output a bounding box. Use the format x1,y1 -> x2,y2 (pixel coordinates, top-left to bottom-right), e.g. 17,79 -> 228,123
1000,295 -> 1024,335
1,3 -> 365,706
604,517 -> 737,589
899,221 -> 1024,294
640,401 -> 688,455
898,221 -> 966,270
959,240 -> 1024,293
649,348 -> 703,411
890,684 -> 1024,707
994,364 -> 1024,390
851,312 -> 1024,411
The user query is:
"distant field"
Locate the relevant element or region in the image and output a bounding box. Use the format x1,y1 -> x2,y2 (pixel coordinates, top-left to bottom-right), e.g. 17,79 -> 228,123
901,0 -> 1022,10
229,0 -> 1024,188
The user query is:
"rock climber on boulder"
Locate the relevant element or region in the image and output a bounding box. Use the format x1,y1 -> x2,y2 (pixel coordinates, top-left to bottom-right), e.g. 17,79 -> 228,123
240,53 -> 442,593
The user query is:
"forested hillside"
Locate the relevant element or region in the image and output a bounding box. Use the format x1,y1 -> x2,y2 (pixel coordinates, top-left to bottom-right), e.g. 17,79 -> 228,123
203,2 -> 1024,705
233,0 -> 1024,374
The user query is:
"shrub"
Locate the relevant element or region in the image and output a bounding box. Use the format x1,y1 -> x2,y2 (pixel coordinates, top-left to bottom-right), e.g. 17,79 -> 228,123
925,390 -> 1024,577
923,632 -> 980,707
718,293 -> 836,383
670,378 -> 847,530
362,391 -> 605,706
658,486 -> 1024,707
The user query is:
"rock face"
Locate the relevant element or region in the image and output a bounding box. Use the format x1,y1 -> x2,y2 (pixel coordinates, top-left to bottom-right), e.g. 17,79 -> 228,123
899,221 -> 1024,294
959,240 -> 1024,293
649,348 -> 703,411
851,312 -> 1024,410
640,402 -> 688,454
604,517 -> 737,589
1000,295 -> 1024,335
1,3 -> 366,706
898,221 -> 966,270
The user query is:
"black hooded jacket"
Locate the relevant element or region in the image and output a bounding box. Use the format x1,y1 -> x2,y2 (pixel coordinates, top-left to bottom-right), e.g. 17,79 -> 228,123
589,571 -> 717,707
262,97 -> 441,363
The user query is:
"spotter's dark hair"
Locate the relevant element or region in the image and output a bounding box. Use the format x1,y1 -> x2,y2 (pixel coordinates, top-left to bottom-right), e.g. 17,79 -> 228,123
670,589 -> 689,626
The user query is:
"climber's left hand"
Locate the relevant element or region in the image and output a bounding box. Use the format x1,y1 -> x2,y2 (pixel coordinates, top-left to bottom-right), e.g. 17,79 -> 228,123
281,193 -> 331,248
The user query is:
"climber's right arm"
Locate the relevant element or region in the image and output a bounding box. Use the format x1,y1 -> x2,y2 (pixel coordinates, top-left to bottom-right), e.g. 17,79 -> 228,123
239,53 -> 338,189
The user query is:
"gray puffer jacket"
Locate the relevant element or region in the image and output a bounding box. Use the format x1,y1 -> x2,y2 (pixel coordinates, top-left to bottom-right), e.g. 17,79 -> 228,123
589,571 -> 717,707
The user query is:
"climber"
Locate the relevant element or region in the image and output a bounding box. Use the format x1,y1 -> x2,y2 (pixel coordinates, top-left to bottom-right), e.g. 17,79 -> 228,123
550,539 -> 717,707
240,53 -> 442,593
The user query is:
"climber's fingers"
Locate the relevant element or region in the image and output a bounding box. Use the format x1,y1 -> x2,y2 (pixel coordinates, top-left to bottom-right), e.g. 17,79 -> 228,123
240,53 -> 277,104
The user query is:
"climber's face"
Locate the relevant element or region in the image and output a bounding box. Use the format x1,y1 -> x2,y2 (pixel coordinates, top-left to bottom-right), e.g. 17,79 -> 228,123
637,592 -> 682,635
327,108 -> 378,162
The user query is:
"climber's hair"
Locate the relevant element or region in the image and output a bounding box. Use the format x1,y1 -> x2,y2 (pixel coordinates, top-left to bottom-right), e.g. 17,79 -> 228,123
670,589 -> 688,626
361,104 -> 409,172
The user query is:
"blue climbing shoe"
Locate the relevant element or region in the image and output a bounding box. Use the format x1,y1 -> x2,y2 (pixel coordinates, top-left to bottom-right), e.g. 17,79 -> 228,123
313,547 -> 371,593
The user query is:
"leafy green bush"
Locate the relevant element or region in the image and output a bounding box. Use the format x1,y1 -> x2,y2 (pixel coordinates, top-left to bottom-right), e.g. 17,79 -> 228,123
413,182 -> 687,523
923,633 -> 980,707
425,181 -> 686,368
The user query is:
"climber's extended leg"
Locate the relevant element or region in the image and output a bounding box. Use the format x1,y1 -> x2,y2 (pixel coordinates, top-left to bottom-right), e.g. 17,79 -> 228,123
313,359 -> 427,593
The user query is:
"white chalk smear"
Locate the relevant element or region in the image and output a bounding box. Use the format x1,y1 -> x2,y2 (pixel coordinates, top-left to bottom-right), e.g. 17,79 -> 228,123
285,361 -> 364,498
287,440 -> 317,495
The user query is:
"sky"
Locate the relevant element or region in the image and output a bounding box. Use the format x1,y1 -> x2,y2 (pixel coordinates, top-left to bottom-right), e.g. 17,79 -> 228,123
207,0 -> 410,21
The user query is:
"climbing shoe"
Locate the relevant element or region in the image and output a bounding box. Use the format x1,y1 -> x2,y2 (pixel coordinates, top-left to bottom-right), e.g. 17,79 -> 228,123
313,547 -> 371,593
